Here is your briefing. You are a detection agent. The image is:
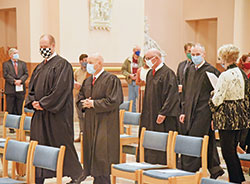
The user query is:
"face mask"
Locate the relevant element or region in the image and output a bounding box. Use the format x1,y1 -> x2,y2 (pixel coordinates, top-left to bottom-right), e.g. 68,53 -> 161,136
220,63 -> 225,69
145,59 -> 154,68
87,63 -> 96,74
40,48 -> 52,58
135,51 -> 140,56
186,53 -> 192,60
81,62 -> 87,68
243,63 -> 250,69
191,55 -> 203,65
13,53 -> 19,60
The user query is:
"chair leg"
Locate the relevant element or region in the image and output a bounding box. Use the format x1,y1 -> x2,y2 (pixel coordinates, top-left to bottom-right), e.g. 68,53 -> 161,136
111,175 -> 116,184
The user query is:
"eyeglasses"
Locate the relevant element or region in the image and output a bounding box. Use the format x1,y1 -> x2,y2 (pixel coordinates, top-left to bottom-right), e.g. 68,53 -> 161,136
145,56 -> 156,61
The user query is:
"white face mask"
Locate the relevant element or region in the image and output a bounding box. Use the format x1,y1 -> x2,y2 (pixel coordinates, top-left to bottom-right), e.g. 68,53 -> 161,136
87,63 -> 96,74
145,57 -> 155,68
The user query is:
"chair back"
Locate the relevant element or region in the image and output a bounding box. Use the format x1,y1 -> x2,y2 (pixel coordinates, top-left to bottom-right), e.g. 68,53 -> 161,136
23,116 -> 32,131
3,112 -> 23,139
33,145 -> 61,171
31,144 -> 66,184
201,178 -> 232,184
119,100 -> 133,112
174,135 -> 203,157
123,112 -> 141,126
139,127 -> 173,164
172,133 -> 209,177
5,139 -> 30,163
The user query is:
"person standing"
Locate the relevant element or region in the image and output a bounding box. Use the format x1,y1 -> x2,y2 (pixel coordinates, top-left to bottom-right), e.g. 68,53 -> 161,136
122,45 -> 143,112
210,45 -> 250,183
74,53 -> 90,142
3,48 -> 28,115
138,48 -> 179,165
179,43 -> 224,179
25,34 -> 82,184
76,54 -> 123,184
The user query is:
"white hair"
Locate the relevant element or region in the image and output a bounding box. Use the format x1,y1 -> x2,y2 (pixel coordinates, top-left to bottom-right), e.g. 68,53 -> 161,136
8,48 -> 18,56
191,43 -> 205,53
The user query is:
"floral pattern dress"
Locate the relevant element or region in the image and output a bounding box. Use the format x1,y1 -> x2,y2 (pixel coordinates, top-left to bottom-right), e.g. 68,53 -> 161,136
209,64 -> 250,130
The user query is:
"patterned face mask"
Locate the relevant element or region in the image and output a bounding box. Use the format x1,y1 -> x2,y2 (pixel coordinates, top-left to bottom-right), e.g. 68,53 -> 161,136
40,48 -> 52,59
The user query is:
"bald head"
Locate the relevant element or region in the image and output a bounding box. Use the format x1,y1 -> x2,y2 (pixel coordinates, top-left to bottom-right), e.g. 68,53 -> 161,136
87,53 -> 104,75
40,34 -> 55,45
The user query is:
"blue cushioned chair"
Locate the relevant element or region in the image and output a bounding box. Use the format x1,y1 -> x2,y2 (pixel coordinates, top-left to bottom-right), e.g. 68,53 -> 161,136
111,127 -> 173,184
22,100 -> 35,117
140,133 -> 209,184
238,153 -> 250,171
201,178 -> 232,184
120,110 -> 141,163
0,113 -> 24,154
0,138 -> 37,184
119,100 -> 133,112
30,144 -> 66,184
19,115 -> 32,142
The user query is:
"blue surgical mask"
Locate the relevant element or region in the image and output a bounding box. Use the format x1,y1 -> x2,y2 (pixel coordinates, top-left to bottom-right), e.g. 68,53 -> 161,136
13,53 -> 19,60
87,64 -> 96,74
135,51 -> 140,56
191,55 -> 203,65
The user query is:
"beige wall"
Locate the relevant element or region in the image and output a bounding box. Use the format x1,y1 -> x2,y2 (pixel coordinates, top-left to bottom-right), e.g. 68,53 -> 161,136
234,0 -> 250,55
59,0 -> 144,63
0,0 -> 30,62
145,0 -> 183,71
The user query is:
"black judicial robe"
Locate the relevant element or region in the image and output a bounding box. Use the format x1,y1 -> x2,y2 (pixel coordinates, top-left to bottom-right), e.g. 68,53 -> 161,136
181,62 -> 221,174
76,71 -> 123,177
139,64 -> 179,164
25,55 -> 82,179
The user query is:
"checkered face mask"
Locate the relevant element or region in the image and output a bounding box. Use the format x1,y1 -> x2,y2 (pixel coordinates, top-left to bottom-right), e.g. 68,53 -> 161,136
40,48 -> 52,59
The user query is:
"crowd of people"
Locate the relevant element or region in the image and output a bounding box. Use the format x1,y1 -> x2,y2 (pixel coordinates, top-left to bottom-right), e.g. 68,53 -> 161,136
3,34 -> 250,184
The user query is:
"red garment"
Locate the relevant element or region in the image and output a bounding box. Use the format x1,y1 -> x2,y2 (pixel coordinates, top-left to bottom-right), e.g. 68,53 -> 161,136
132,57 -> 138,74
92,77 -> 96,85
153,69 -> 156,76
247,73 -> 250,79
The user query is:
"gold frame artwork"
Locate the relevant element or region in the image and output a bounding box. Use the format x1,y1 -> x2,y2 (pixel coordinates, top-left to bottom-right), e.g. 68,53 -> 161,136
89,0 -> 113,31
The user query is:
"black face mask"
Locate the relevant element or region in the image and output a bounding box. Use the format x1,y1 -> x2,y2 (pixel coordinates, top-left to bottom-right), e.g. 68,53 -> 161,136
40,48 -> 52,58
81,62 -> 87,68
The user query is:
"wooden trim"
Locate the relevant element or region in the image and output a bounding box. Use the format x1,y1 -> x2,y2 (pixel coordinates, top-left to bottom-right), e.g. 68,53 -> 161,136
166,131 -> 173,169
171,131 -> 178,169
30,141 -> 38,184
19,114 -> 26,141
139,127 -> 146,163
80,132 -> 84,164
3,112 -> 8,138
56,145 -> 66,184
119,110 -> 125,134
201,135 -> 209,178
2,137 -> 10,177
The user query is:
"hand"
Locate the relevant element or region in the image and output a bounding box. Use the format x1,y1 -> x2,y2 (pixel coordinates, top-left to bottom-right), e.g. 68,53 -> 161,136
211,120 -> 214,131
156,115 -> 166,124
179,114 -> 185,124
129,74 -> 137,80
178,85 -> 183,93
14,80 -> 22,86
32,101 -> 43,110
81,97 -> 94,109
74,82 -> 81,90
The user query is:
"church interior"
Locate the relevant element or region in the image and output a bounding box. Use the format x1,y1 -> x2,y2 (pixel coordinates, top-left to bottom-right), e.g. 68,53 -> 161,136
0,0 -> 250,183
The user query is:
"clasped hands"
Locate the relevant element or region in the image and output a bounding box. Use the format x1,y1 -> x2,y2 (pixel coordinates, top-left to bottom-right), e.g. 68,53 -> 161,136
32,101 -> 43,110
14,79 -> 22,86
81,97 -> 94,109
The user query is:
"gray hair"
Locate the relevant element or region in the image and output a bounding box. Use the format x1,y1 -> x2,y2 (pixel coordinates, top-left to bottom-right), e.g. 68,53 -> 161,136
8,48 -> 18,56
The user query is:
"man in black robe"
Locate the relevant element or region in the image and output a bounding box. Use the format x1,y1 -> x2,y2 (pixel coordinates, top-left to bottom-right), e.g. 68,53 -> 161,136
138,49 -> 179,165
25,34 -> 82,184
179,43 -> 224,179
76,54 -> 123,184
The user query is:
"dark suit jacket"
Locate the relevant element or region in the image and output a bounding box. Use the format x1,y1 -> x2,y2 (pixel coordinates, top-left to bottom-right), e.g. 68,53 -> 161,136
176,60 -> 188,85
3,59 -> 29,94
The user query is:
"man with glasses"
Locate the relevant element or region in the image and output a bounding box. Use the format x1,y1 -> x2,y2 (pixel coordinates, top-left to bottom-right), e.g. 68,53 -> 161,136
138,48 -> 179,165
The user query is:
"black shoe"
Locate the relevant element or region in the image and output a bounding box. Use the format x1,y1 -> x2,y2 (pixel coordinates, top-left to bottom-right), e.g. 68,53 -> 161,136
75,173 -> 87,184
210,169 -> 225,179
9,128 -> 15,133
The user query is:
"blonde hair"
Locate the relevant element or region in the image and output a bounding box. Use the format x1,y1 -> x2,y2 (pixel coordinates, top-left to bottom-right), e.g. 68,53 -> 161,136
218,44 -> 240,63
